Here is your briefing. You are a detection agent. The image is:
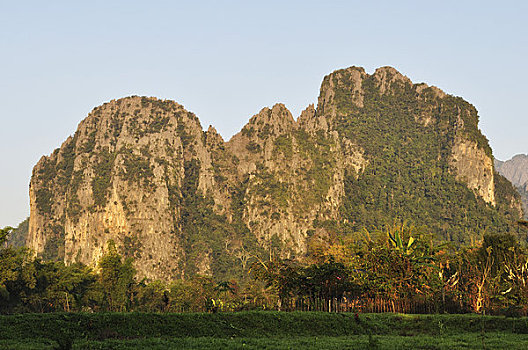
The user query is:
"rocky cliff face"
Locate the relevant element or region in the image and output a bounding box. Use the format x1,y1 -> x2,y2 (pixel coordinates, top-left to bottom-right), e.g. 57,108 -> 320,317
450,136 -> 495,205
28,66 -> 522,281
28,97 -> 221,280
226,103 -> 367,256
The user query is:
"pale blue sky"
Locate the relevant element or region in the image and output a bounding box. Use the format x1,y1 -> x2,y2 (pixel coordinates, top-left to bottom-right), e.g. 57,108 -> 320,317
1,1 -> 527,227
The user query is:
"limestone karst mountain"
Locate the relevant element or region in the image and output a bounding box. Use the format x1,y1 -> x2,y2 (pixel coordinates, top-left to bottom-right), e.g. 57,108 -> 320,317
27,66 -> 523,281
495,154 -> 528,219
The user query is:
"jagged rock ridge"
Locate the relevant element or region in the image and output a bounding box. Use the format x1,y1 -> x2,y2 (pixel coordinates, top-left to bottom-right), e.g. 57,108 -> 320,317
28,66 -> 523,281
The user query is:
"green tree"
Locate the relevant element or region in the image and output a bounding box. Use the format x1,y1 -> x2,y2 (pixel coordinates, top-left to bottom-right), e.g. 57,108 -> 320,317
344,223 -> 441,301
0,227 -> 32,307
47,262 -> 96,312
133,280 -> 168,312
0,226 -> 13,246
167,276 -> 216,312
98,240 -> 136,311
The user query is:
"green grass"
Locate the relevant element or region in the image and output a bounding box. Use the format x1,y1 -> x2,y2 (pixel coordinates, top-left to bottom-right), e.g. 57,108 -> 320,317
5,335 -> 528,350
2,312 -> 528,349
72,334 -> 528,350
0,339 -> 58,350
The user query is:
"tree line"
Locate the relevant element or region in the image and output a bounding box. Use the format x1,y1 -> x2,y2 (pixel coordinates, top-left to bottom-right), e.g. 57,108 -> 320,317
1,223 -> 528,315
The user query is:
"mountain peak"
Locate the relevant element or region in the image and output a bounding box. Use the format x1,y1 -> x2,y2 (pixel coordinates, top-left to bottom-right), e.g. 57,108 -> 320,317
373,66 -> 412,93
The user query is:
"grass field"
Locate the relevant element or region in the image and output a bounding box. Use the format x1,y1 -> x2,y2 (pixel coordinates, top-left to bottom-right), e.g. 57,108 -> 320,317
2,312 -> 528,349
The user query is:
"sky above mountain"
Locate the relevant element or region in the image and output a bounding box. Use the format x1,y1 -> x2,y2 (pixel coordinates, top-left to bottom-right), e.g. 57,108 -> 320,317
1,0 -> 527,227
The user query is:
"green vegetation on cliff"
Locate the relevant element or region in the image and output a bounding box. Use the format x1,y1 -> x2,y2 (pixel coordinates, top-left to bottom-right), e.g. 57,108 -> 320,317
328,69 -> 520,243
180,159 -> 241,279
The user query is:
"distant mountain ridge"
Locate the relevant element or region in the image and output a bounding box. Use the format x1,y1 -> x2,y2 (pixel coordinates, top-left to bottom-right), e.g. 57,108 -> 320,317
7,218 -> 28,248
27,66 -> 523,281
495,154 -> 528,219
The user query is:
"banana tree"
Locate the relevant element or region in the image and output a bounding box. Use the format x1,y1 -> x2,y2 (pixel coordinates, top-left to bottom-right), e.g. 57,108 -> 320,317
387,223 -> 416,255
